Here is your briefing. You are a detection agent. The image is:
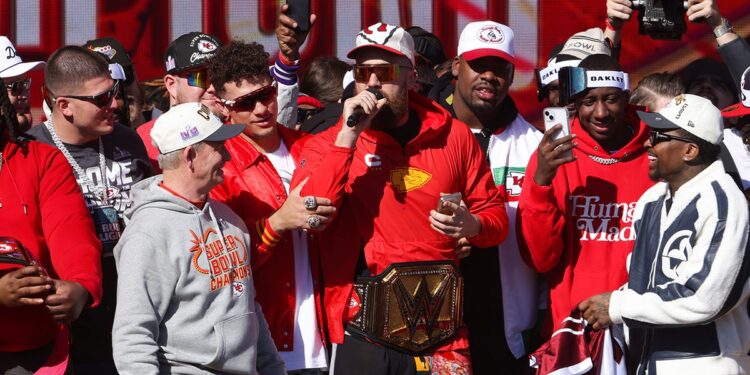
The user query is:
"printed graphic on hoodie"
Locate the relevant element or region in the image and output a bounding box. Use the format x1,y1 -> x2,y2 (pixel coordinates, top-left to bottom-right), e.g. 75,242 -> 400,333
189,228 -> 251,293
569,195 -> 637,242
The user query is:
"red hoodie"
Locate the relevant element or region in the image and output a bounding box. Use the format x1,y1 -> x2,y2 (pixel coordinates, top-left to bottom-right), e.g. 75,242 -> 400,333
517,108 -> 654,337
291,93 -> 508,352
0,140 -> 102,352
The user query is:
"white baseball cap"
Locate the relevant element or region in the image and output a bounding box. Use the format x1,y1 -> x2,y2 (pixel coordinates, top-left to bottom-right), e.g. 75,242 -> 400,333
638,94 -> 724,145
556,28 -> 612,61
347,23 -> 415,67
0,36 -> 45,79
457,21 -> 514,63
151,103 -> 244,154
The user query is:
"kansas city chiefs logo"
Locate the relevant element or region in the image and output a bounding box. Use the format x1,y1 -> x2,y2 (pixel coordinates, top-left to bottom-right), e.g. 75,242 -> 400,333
197,39 -> 217,53
390,167 -> 432,193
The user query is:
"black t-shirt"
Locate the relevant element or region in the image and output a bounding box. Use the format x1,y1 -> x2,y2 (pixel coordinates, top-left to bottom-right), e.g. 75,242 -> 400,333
383,110 -> 421,147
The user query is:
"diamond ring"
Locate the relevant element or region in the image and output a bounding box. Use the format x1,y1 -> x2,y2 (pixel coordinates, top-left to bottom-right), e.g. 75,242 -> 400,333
303,196 -> 318,211
307,215 -> 321,229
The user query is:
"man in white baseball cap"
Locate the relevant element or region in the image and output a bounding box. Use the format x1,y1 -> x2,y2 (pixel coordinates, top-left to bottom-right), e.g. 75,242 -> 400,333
0,36 -> 45,131
113,102 -> 286,374
580,93 -> 750,374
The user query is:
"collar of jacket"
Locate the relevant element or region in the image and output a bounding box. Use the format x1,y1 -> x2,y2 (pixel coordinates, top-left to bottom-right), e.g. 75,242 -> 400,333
223,124 -> 303,170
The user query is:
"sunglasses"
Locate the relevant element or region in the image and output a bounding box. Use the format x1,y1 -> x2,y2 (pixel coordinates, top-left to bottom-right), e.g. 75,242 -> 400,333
649,130 -> 695,145
178,68 -> 208,89
50,80 -> 120,108
221,83 -> 277,112
5,78 -> 31,95
353,64 -> 407,83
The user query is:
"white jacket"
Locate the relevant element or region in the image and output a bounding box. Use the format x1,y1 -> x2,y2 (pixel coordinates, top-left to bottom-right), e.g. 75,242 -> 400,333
610,161 -> 750,375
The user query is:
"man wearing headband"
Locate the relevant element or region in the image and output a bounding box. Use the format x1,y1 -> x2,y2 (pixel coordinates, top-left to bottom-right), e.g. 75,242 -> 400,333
535,28 -> 614,107
207,12 -> 336,373
112,103 -> 285,374
433,21 -> 541,373
292,22 -> 507,374
518,54 -> 654,336
0,36 -> 45,132
25,46 -> 153,374
580,94 -> 750,374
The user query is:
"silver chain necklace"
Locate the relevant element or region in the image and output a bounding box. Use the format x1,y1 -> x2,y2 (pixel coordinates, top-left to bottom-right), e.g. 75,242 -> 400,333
587,154 -> 623,165
44,119 -> 117,204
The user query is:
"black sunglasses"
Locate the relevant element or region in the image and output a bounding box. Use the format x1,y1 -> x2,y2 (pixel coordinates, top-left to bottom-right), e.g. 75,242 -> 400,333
221,83 -> 277,111
649,129 -> 695,145
52,80 -> 120,108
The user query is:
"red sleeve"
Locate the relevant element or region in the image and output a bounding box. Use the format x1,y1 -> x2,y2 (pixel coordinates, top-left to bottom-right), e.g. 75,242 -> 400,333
209,180 -> 275,272
136,121 -> 161,173
38,149 -> 103,306
516,151 -> 567,273
291,124 -> 355,208
458,126 -> 508,248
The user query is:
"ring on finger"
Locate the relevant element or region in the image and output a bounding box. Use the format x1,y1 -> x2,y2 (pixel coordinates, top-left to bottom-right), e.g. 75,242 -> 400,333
303,196 -> 318,211
307,215 -> 321,229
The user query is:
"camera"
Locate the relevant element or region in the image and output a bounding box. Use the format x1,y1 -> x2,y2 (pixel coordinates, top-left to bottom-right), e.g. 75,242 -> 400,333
631,0 -> 688,40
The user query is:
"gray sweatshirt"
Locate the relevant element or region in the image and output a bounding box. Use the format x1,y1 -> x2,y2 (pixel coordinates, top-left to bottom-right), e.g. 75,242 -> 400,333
112,176 -> 286,375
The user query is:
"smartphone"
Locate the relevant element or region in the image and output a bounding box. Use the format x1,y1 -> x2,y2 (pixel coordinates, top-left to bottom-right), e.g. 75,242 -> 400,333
286,0 -> 311,33
437,192 -> 462,215
543,107 -> 572,158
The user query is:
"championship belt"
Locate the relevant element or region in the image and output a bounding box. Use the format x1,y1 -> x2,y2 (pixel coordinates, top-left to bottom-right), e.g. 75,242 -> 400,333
347,260 -> 463,355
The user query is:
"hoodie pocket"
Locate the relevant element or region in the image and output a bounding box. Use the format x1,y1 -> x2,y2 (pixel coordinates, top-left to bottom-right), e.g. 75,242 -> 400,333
205,312 -> 260,373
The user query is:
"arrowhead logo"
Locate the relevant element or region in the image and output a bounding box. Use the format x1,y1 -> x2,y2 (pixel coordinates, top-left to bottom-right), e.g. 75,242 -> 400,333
390,167 -> 431,193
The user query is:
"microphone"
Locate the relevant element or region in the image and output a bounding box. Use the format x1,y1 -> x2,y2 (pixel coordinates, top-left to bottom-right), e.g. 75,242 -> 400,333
346,88 -> 384,127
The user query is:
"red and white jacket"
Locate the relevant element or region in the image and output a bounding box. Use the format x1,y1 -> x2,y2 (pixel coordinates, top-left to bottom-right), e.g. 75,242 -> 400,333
291,93 -> 508,352
517,108 -> 654,336
210,126 -> 325,352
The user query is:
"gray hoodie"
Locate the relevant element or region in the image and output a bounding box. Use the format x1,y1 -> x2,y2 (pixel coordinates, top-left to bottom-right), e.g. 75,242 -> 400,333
112,176 -> 285,375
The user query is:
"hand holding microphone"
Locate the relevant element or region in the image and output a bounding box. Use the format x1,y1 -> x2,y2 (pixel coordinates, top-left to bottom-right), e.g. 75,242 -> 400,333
345,88 -> 385,128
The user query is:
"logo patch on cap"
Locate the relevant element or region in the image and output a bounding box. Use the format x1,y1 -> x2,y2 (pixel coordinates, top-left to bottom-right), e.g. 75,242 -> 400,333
180,125 -> 200,141
196,39 -> 218,53
90,45 -> 116,59
476,25 -> 505,43
165,55 -> 176,71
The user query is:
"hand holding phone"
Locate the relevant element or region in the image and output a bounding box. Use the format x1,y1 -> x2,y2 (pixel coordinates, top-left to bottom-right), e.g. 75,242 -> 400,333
543,107 -> 572,159
286,0 -> 311,33
437,192 -> 462,215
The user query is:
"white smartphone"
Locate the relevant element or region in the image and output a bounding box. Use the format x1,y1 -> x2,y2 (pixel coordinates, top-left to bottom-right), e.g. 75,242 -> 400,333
543,107 -> 572,158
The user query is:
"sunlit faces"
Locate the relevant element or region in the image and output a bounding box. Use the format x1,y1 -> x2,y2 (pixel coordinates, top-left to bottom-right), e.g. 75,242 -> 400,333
575,87 -> 630,150
352,49 -> 415,129
644,129 -> 694,182
55,74 -> 118,139
452,56 -> 514,113
167,67 -> 210,105
219,76 -> 278,141
191,140 -> 231,189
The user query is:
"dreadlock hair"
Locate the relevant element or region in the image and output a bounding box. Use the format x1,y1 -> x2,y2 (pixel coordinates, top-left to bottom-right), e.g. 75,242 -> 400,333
0,76 -> 28,150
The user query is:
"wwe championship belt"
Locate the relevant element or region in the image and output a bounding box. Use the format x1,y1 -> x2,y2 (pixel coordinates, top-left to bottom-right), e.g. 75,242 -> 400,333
348,260 -> 463,355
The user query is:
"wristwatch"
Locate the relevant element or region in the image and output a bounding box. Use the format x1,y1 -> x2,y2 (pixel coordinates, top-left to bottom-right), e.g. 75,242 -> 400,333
713,17 -> 734,39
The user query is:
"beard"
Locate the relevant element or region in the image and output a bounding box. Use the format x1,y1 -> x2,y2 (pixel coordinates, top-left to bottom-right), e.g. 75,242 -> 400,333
370,89 -> 408,130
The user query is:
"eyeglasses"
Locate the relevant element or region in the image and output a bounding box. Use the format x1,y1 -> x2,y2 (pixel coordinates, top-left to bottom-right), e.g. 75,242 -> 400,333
178,68 -> 208,89
5,78 -> 31,95
649,130 -> 695,145
221,83 -> 277,112
50,80 -> 120,108
353,64 -> 408,83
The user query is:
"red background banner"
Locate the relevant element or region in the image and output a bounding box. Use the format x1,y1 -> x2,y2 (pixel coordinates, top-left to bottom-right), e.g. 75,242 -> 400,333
1,0 -> 749,124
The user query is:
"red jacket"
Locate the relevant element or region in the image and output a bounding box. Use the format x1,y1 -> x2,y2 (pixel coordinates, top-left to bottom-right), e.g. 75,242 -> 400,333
210,126 -> 325,352
136,119 -> 160,173
0,140 -> 102,351
517,108 -> 654,337
291,93 -> 508,352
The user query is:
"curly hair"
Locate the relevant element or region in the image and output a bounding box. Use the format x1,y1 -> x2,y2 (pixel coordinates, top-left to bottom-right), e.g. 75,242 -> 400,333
208,40 -> 270,95
0,77 -> 28,149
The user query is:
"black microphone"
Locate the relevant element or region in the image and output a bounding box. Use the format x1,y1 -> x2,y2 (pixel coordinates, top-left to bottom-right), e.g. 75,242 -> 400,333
346,88 -> 384,127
